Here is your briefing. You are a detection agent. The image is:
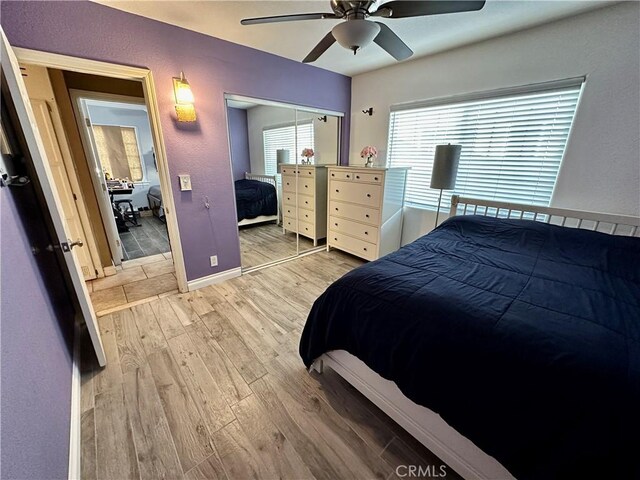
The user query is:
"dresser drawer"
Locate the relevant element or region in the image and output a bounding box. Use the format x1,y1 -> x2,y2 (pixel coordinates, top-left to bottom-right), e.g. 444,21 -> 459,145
329,200 -> 380,225
330,180 -> 381,207
281,166 -> 316,177
282,205 -> 314,222
329,216 -> 379,243
329,170 -> 355,181
283,193 -> 314,210
329,230 -> 376,261
283,176 -> 315,194
284,216 -> 315,237
298,176 -> 315,194
352,171 -> 383,184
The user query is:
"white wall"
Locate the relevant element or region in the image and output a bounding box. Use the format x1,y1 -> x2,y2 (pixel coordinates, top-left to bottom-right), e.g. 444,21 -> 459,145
349,2 -> 640,245
246,105 -> 340,174
87,103 -> 158,209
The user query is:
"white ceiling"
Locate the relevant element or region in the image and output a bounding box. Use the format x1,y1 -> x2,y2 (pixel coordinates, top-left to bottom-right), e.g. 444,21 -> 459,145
94,0 -> 613,76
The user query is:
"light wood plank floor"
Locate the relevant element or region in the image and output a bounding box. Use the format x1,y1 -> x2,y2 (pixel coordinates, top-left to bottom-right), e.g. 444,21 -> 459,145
81,250 -> 461,480
239,222 -> 325,269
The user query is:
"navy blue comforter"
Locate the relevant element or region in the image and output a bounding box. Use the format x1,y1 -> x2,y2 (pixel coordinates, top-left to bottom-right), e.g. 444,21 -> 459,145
235,179 -> 277,222
300,216 -> 640,479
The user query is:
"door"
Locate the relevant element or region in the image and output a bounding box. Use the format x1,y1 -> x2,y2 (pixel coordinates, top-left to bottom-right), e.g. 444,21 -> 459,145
1,29 -> 107,366
73,94 -> 124,265
30,99 -> 98,280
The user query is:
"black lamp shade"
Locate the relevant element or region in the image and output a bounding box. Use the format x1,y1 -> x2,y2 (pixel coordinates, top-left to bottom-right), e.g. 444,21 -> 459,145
430,144 -> 461,190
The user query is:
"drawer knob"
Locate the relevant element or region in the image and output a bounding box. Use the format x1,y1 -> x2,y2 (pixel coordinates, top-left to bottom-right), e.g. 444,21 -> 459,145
308,172 -> 312,175
365,214 -> 370,218
305,227 -> 308,231
332,173 -> 335,177
365,231 -> 369,235
305,201 -> 309,204
334,237 -> 337,241
335,208 -> 339,211
346,175 -> 350,178
305,185 -> 308,188
363,247 -> 367,251
367,193 -> 371,198
374,177 -> 379,181
356,175 -> 360,179
335,189 -> 339,193
286,182 -> 290,186
334,223 -> 338,226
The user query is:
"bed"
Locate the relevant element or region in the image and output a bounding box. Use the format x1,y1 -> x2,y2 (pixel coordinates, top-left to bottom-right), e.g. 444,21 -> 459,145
236,173 -> 279,226
300,195 -> 640,480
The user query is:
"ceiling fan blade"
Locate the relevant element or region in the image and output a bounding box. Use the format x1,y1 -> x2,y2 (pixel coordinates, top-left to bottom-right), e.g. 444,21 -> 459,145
371,1 -> 486,19
303,32 -> 336,63
241,12 -> 339,26
373,22 -> 413,61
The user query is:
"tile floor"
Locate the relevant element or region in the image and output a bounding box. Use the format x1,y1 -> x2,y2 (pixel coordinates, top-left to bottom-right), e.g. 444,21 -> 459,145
88,252 -> 177,316
119,215 -> 170,260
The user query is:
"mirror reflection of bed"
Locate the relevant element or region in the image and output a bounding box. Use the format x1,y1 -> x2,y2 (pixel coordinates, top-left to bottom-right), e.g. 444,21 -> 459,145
226,96 -> 339,270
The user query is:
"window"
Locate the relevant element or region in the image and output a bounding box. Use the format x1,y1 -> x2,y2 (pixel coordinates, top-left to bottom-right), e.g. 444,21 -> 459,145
92,125 -> 144,181
263,121 -> 314,175
387,79 -> 583,210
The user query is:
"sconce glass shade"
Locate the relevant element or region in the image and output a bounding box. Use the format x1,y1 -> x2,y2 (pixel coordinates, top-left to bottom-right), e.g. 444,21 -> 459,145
430,144 -> 461,190
173,73 -> 194,104
173,72 -> 196,122
332,20 -> 381,53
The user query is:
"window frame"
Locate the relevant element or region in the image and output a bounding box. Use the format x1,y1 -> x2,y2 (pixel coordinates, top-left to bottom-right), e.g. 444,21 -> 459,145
387,77 -> 585,211
262,120 -> 314,175
91,123 -> 147,184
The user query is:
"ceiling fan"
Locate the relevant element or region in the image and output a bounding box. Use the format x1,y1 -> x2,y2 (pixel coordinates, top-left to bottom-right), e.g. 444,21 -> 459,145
241,1 -> 486,63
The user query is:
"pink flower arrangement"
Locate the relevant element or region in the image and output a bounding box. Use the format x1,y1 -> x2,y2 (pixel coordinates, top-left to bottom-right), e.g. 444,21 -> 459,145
360,146 -> 377,160
301,148 -> 314,159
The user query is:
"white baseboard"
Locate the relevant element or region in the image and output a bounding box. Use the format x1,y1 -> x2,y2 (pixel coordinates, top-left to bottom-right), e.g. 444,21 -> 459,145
187,267 -> 242,291
68,321 -> 82,480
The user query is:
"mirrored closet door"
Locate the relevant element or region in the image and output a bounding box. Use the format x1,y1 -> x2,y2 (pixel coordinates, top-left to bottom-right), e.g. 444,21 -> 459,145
225,95 -> 341,270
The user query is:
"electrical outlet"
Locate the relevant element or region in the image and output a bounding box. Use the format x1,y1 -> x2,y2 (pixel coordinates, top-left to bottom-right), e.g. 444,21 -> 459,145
210,255 -> 218,267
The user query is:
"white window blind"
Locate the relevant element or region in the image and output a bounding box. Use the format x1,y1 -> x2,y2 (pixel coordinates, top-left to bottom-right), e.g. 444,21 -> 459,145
263,121 -> 314,175
387,79 -> 583,210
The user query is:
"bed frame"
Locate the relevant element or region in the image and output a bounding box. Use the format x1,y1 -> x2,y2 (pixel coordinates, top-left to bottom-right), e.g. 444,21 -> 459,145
313,196 -> 640,480
237,173 -> 280,227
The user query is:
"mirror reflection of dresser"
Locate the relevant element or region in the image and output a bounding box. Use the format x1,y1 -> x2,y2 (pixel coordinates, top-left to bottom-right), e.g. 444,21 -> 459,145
225,94 -> 342,270
280,164 -> 328,246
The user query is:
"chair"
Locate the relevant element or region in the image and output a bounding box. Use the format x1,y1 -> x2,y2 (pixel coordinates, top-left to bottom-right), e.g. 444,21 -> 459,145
114,199 -> 139,226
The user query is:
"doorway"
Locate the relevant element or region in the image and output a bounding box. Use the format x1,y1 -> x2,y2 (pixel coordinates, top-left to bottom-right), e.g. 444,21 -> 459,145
15,49 -> 187,318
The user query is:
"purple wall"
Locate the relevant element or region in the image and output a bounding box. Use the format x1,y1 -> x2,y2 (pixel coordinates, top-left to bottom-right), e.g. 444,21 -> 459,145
1,187 -> 74,480
227,107 -> 251,181
0,1 -> 352,281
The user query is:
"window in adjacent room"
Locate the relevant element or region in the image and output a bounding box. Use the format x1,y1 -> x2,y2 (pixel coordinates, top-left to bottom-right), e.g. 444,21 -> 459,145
263,121 -> 314,175
387,79 -> 583,210
92,125 -> 144,182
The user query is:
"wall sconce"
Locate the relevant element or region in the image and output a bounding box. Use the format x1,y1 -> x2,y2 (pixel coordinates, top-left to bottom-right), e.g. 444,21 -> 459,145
362,107 -> 374,116
317,115 -> 327,122
173,72 -> 196,122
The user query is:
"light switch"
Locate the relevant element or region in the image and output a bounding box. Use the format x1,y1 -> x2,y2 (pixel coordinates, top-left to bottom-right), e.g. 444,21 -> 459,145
178,174 -> 192,191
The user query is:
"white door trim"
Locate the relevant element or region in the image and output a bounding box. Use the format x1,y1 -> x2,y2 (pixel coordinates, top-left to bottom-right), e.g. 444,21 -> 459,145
14,47 -> 189,293
1,29 -> 107,365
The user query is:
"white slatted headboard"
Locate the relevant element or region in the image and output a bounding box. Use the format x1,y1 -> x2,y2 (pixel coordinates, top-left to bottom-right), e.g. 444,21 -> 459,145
449,195 -> 640,237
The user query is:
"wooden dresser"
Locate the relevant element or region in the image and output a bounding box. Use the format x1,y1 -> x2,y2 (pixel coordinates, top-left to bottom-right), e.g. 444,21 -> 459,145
280,164 -> 328,246
327,166 -> 408,261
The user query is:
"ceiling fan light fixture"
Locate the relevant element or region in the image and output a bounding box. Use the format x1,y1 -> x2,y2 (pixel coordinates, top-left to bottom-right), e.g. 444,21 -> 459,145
332,20 -> 381,54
